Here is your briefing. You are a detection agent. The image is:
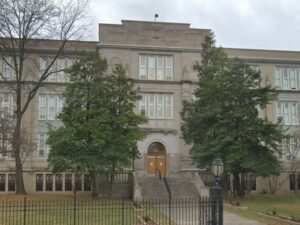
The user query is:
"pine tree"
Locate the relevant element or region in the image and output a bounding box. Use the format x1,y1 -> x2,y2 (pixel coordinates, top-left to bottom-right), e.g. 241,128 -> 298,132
181,33 -> 284,197
47,53 -> 147,196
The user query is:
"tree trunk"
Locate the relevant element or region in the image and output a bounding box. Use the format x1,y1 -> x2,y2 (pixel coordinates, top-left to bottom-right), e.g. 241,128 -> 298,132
233,172 -> 244,198
14,112 -> 26,194
109,173 -> 114,198
240,174 -> 246,197
294,173 -> 298,194
90,172 -> 97,198
222,173 -> 229,197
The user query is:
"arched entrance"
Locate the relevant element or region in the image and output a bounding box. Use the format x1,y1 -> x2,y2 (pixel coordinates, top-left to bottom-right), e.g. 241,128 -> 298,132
147,142 -> 167,174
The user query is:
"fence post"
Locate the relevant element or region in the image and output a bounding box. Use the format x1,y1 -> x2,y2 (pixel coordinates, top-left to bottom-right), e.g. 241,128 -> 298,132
73,185 -> 77,225
122,197 -> 125,225
23,197 -> 26,225
210,178 -> 223,225
169,193 -> 171,225
198,196 -> 201,225
162,175 -> 172,225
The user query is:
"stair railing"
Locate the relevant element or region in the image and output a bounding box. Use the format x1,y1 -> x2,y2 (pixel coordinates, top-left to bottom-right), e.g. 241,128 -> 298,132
163,175 -> 172,225
158,169 -> 162,180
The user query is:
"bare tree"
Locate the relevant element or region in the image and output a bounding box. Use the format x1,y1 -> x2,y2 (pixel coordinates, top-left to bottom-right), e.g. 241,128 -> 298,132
0,0 -> 89,194
283,135 -> 300,193
0,111 -> 15,159
268,135 -> 300,194
0,111 -> 34,165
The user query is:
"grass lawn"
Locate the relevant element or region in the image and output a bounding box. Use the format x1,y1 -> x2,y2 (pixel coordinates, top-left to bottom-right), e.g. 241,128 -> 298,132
0,194 -> 174,225
224,194 -> 300,225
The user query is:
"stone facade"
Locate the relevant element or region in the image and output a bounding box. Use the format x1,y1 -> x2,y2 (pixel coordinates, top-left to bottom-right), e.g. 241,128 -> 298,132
0,20 -> 299,194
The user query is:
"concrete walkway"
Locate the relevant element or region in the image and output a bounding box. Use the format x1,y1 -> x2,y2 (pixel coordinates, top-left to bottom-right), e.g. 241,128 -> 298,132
224,212 -> 265,225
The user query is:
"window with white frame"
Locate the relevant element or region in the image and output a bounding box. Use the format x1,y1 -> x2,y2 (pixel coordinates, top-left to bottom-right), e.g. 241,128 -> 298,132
37,134 -> 50,158
0,57 -> 16,81
275,66 -> 300,90
255,105 -> 263,119
38,95 -> 64,120
249,64 -> 260,72
139,55 -> 173,80
139,93 -> 174,119
279,138 -> 300,160
276,102 -> 299,125
0,94 -> 14,116
39,57 -> 74,83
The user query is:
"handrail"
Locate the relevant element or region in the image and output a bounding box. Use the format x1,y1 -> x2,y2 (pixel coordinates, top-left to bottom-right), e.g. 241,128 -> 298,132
163,175 -> 171,199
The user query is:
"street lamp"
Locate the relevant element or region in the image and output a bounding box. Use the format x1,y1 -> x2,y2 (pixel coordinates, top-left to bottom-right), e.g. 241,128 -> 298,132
212,158 -> 224,179
210,158 -> 224,225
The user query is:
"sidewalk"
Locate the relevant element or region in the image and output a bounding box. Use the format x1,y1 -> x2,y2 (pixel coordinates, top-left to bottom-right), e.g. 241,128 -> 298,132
224,212 -> 265,225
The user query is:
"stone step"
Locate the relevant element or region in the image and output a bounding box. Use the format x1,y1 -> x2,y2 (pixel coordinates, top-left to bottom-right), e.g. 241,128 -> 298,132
138,173 -> 200,199
166,177 -> 199,198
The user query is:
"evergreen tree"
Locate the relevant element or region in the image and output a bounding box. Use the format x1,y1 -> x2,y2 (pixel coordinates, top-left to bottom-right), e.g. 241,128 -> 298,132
47,53 -> 147,196
181,33 -> 284,196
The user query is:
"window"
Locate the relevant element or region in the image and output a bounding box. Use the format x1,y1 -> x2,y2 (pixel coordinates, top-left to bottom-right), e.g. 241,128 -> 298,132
65,174 -> 72,191
48,96 -> 55,120
36,174 -> 43,191
46,174 -> 53,191
75,174 -> 82,191
39,96 -> 47,120
8,174 -> 15,192
289,173 -> 300,191
290,174 -> 296,190
255,105 -> 263,119
0,94 -> 14,116
250,65 -> 260,72
38,95 -> 63,120
276,102 -> 298,125
139,93 -> 174,119
57,97 -> 64,114
57,58 -> 66,82
0,174 -> 5,191
280,138 -> 300,160
139,55 -> 173,80
0,57 -> 16,81
37,134 -> 49,158
275,66 -> 300,90
84,174 -> 91,191
55,174 -> 62,191
39,57 -> 74,83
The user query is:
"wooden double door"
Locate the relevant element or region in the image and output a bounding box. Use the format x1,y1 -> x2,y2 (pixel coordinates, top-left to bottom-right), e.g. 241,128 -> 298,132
147,155 -> 166,174
146,142 -> 166,174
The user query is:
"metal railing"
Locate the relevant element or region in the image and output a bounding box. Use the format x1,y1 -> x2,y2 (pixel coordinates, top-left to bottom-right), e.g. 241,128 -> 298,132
0,196 -> 222,225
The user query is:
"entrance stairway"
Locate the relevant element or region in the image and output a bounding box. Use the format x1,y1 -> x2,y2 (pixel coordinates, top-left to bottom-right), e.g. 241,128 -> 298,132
137,172 -> 200,199
138,175 -> 169,199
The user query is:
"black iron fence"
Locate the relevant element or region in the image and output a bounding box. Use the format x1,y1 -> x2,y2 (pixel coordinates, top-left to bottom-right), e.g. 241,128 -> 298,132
0,196 -> 222,225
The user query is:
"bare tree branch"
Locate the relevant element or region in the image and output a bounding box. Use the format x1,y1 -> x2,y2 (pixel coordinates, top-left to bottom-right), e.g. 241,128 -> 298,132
0,0 -> 90,194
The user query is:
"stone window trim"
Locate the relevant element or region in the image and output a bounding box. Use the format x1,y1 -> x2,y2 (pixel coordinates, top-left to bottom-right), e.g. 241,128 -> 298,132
39,56 -> 75,83
276,101 -> 299,126
139,55 -> 174,81
37,133 -> 50,158
139,93 -> 174,120
34,173 -> 91,192
38,95 -> 64,121
275,66 -> 300,90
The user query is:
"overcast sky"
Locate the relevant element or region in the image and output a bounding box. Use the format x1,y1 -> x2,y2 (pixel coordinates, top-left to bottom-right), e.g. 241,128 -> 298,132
88,0 -> 300,51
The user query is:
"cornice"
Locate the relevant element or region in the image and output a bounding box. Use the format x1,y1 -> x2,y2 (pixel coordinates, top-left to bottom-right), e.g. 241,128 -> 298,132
141,127 -> 178,135
98,43 -> 203,53
229,57 -> 300,65
133,79 -> 197,85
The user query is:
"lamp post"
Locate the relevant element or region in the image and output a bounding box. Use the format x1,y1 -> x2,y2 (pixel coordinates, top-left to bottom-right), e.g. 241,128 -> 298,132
210,158 -> 224,225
